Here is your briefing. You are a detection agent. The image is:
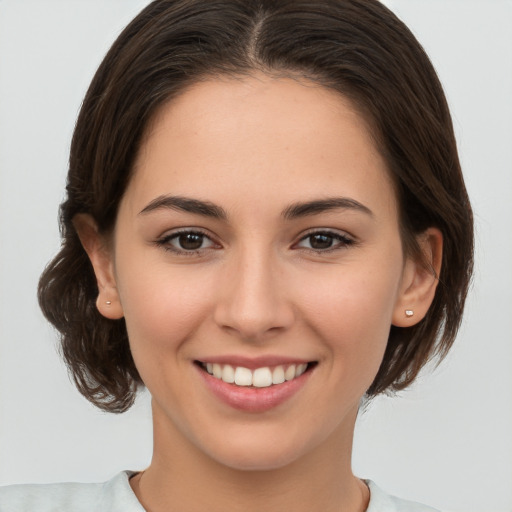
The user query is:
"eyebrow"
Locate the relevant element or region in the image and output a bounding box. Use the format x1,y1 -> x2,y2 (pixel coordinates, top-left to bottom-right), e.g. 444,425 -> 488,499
282,197 -> 373,220
139,195 -> 228,220
139,195 -> 373,221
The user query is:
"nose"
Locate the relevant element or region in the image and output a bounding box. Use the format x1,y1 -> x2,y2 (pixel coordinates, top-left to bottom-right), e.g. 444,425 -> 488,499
213,247 -> 295,341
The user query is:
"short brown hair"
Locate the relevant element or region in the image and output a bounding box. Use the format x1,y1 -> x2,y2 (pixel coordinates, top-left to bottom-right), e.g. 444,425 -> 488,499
38,0 -> 474,412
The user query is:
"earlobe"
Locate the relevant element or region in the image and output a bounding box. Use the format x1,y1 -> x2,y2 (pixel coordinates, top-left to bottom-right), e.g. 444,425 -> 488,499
392,227 -> 443,327
73,214 -> 124,320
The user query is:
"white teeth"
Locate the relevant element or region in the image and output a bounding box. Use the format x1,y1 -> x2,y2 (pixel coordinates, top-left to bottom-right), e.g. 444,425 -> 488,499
204,362 -> 309,387
272,365 -> 285,384
234,366 -> 253,386
253,367 -> 273,388
221,364 -> 235,383
284,364 -> 297,381
296,363 -> 307,377
212,363 -> 222,379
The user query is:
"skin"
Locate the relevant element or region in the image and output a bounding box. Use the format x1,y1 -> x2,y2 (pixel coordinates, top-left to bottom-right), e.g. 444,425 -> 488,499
76,74 -> 442,512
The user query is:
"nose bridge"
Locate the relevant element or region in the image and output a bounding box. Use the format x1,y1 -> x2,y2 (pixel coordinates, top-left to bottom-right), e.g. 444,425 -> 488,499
214,240 -> 293,339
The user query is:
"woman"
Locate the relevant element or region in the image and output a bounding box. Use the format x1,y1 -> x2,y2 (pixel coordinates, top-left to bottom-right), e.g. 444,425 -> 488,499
0,0 -> 473,510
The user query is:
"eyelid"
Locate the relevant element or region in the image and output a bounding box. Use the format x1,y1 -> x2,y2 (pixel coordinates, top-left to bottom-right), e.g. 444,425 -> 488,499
293,228 -> 356,251
154,227 -> 356,255
155,227 -> 221,255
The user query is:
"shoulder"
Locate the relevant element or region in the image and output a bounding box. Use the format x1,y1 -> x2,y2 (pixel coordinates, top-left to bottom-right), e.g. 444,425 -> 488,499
366,480 -> 442,512
0,471 -> 144,512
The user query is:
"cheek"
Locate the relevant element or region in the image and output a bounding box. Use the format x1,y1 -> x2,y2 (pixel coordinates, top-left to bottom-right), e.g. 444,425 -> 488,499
115,261 -> 214,364
296,262 -> 401,379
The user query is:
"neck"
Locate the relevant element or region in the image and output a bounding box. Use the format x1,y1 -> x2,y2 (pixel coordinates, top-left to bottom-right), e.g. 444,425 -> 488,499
131,404 -> 368,512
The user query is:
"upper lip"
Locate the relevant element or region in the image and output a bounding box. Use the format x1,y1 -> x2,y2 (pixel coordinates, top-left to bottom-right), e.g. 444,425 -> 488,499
195,355 -> 314,370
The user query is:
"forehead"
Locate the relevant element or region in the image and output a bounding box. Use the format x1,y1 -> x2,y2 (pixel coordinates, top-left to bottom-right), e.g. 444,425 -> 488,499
127,74 -> 396,219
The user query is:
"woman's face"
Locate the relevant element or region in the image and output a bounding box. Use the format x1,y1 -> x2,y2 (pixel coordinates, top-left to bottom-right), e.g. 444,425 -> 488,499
97,75 -> 429,470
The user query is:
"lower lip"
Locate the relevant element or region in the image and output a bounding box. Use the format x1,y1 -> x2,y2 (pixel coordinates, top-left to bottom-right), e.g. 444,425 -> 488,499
196,365 -> 313,413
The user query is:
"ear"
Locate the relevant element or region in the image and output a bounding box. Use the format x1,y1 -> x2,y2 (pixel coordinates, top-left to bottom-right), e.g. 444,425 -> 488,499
73,214 -> 124,320
392,228 -> 443,327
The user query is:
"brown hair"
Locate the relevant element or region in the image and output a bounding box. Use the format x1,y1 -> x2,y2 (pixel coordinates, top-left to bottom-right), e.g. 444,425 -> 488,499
38,0 -> 473,412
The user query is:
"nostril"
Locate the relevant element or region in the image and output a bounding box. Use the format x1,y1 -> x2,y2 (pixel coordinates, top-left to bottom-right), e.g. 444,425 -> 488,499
214,304 -> 296,341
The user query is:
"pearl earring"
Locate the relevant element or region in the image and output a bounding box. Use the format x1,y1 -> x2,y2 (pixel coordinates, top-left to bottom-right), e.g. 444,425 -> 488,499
405,309 -> 414,318
105,301 -> 112,306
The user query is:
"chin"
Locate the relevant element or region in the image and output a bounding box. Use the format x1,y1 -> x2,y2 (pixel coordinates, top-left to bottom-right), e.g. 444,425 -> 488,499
195,425 -> 325,473
209,445 -> 305,472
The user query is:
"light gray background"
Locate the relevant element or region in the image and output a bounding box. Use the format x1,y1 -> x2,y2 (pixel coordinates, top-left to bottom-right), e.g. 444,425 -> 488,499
0,1 -> 511,511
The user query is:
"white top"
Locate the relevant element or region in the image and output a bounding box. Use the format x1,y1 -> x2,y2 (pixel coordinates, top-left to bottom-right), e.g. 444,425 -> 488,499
0,471 -> 441,511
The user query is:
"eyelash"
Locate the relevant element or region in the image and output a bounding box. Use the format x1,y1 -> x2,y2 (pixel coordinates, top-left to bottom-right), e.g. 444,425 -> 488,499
155,229 -> 356,256
294,230 -> 356,253
155,229 -> 218,256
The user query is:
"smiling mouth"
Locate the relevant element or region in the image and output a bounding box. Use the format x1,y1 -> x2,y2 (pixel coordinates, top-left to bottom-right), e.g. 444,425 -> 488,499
196,361 -> 317,388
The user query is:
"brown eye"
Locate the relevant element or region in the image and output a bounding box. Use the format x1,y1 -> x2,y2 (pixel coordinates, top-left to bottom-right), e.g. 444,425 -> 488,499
308,234 -> 334,249
158,230 -> 217,253
177,233 -> 205,250
296,231 -> 355,252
